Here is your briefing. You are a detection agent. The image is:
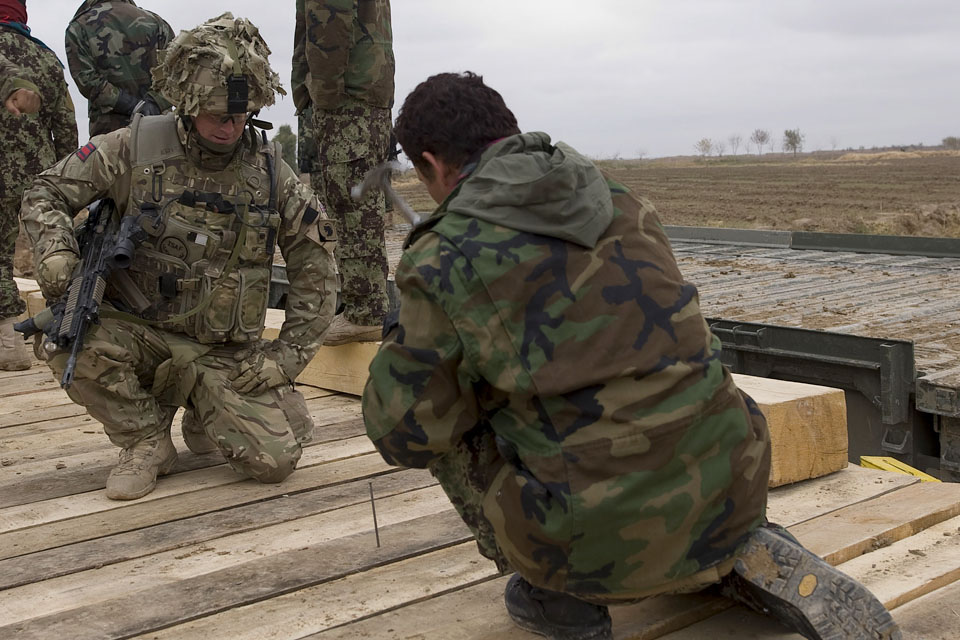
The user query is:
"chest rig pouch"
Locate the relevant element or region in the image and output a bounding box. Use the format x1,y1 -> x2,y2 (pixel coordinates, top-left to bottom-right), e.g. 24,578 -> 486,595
121,113 -> 281,344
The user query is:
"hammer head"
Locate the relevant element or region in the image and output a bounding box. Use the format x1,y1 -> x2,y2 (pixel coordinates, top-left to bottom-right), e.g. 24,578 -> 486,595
351,160 -> 421,226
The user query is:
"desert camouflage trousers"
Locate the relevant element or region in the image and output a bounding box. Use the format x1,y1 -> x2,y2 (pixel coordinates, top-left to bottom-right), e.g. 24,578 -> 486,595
38,316 -> 314,483
430,424 -> 748,605
311,99 -> 391,326
0,196 -> 27,319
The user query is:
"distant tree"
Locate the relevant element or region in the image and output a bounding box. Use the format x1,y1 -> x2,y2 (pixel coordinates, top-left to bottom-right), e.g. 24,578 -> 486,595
830,136 -> 840,151
943,136 -> 960,150
749,129 -> 769,156
694,138 -> 713,158
714,140 -> 727,157
635,148 -> 648,161
783,128 -> 805,156
273,124 -> 297,168
728,134 -> 742,156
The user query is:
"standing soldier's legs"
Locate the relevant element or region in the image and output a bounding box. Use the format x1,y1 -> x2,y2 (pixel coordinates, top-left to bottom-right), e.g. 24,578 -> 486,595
0,197 -> 30,370
189,352 -> 314,483
312,102 -> 391,342
42,317 -> 179,499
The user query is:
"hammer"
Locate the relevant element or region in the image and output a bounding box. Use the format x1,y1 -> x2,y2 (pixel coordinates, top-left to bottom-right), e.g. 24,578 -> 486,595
351,161 -> 421,226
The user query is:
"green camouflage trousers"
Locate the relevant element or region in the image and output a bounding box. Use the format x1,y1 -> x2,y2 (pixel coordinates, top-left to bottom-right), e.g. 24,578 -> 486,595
40,316 -> 313,483
311,99 -> 391,326
0,197 -> 27,319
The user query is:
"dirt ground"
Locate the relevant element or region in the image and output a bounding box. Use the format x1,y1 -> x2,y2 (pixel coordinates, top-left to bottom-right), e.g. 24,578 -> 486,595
391,149 -> 960,237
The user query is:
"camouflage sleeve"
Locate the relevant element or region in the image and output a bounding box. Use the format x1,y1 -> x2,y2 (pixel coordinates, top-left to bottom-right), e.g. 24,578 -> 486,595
64,20 -> 120,111
273,160 -> 338,378
302,0 -> 354,108
362,235 -> 482,469
20,129 -> 132,265
0,51 -> 39,100
291,0 -> 311,113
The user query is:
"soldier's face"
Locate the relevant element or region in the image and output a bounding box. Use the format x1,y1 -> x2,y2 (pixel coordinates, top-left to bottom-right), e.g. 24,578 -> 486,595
194,112 -> 248,145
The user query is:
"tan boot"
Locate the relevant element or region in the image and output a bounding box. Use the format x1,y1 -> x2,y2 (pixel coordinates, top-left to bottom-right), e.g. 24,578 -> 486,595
0,316 -> 31,371
323,315 -> 381,346
105,432 -> 178,500
180,407 -> 218,454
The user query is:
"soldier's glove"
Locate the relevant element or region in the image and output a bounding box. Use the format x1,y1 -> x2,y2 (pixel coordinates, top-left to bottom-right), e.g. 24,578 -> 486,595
229,346 -> 291,396
133,97 -> 163,117
36,251 -> 79,300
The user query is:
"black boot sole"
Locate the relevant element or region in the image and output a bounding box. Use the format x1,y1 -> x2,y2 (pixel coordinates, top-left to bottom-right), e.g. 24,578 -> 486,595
723,527 -> 902,640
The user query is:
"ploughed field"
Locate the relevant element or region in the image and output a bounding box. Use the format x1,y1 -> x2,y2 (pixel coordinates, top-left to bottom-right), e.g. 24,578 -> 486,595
391,150 -> 960,237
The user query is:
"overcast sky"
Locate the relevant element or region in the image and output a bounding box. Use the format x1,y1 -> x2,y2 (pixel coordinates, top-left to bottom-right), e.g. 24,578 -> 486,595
24,0 -> 960,158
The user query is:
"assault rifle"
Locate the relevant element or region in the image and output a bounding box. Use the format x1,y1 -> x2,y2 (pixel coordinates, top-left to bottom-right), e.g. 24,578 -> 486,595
15,199 -> 158,388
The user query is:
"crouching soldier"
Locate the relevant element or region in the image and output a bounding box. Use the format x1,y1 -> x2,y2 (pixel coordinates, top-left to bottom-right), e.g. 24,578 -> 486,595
362,71 -> 900,640
20,14 -> 337,500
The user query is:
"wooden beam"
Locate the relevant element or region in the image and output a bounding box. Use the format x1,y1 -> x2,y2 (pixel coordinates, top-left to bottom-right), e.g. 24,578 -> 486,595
732,373 -> 848,487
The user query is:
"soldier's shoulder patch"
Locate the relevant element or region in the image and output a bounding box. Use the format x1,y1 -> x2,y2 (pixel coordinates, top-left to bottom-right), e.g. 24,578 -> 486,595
76,142 -> 97,162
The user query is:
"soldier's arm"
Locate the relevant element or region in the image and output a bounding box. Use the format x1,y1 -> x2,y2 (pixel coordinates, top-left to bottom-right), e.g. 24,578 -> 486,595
64,21 -> 122,112
362,238 -> 482,469
21,129 -> 132,266
0,53 -> 41,113
273,161 -> 338,378
302,0 -> 353,108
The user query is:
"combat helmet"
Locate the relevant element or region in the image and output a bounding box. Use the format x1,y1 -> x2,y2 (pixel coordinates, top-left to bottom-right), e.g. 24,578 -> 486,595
152,12 -> 286,117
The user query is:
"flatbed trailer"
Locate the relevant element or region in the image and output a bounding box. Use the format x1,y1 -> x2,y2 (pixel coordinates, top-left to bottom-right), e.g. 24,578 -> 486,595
660,226 -> 960,481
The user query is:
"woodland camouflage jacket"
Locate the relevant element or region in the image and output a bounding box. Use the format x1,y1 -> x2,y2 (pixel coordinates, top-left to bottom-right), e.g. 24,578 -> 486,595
299,0 -> 394,110
363,132 -> 772,599
65,0 -> 173,135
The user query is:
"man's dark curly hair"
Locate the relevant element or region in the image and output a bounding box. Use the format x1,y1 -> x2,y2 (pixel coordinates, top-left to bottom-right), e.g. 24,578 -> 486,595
394,72 -> 520,177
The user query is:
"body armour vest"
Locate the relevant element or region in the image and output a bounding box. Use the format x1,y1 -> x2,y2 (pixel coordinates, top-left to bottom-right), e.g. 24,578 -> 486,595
114,113 -> 280,344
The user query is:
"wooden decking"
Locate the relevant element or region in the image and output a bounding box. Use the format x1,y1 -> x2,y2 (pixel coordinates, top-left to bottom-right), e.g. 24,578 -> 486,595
2,359 -> 960,639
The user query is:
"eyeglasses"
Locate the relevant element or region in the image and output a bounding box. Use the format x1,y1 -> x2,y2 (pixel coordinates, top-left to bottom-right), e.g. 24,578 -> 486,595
216,113 -> 249,126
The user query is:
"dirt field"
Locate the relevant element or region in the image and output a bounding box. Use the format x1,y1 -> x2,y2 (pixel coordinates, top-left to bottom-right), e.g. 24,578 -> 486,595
392,150 -> 960,237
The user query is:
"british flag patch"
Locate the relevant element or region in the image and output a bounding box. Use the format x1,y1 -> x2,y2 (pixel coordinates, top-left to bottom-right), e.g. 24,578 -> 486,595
76,142 -> 96,161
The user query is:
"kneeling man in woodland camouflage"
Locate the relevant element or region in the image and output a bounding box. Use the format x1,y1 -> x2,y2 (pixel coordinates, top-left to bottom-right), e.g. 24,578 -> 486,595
20,14 -> 337,500
362,72 -> 900,640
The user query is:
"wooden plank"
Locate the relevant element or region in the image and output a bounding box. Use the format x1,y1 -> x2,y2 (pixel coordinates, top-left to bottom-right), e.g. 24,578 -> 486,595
1,508 -> 472,640
0,434 -> 376,535
889,580 -> 960,640
789,481 -> 960,565
311,478 -> 960,640
263,309 -> 379,396
732,373 -> 848,488
0,451 -> 392,559
0,484 -> 453,627
765,465 -> 917,526
139,542 -> 499,640
0,468 -> 436,590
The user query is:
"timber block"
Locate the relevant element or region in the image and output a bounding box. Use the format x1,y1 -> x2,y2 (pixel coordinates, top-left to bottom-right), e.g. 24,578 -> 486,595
732,372 -> 848,488
14,278 -> 41,322
262,309 -> 379,396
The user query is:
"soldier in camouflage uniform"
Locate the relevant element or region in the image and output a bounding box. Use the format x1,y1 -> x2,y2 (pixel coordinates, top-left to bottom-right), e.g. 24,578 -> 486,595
0,0 -> 78,371
363,73 -> 900,640
65,0 -> 174,136
298,0 -> 394,344
21,13 -> 338,501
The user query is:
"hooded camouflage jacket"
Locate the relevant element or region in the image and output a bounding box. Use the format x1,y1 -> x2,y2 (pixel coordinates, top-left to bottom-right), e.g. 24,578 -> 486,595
363,132 -> 771,599
65,0 -> 173,136
299,0 -> 394,111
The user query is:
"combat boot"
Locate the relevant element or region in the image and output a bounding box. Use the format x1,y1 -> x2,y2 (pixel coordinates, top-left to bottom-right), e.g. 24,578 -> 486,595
105,431 -> 178,500
0,316 -> 31,371
180,407 -> 218,454
721,523 -> 902,640
323,315 -> 381,346
504,574 -> 612,640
